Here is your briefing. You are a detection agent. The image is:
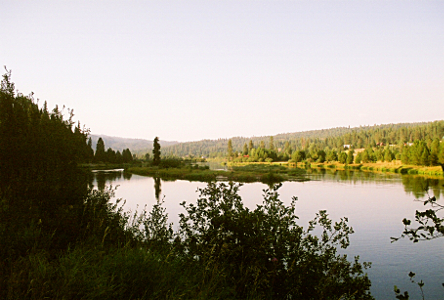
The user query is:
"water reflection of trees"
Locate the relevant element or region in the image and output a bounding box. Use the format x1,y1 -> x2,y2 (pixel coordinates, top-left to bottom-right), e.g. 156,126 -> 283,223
154,177 -> 162,202
92,170 -> 132,191
305,169 -> 444,199
401,176 -> 442,199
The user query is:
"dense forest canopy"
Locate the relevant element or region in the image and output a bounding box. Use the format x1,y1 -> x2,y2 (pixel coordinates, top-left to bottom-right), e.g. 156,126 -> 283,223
161,121 -> 444,166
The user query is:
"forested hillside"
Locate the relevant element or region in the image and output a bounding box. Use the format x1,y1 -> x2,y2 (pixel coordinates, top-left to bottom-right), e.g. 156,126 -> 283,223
162,121 -> 444,161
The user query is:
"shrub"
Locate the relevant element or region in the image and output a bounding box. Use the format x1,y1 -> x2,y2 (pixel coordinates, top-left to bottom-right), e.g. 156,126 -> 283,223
177,182 -> 373,299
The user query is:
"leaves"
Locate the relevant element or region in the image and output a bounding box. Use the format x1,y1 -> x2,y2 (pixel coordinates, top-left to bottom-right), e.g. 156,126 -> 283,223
177,182 -> 373,299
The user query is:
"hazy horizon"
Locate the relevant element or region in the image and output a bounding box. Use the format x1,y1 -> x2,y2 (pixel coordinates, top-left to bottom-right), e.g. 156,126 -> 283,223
2,1 -> 443,142
92,118 -> 441,144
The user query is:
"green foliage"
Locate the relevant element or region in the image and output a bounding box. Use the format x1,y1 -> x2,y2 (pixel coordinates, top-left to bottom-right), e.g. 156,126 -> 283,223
269,136 -> 275,151
177,182 -> 373,299
394,272 -> 426,300
95,137 -> 106,162
292,150 -> 306,163
163,120 -> 444,163
227,138 -> 233,159
355,152 -> 363,164
242,143 -> 248,155
392,195 -> 444,243
339,152 -> 348,164
392,193 -> 444,299
0,69 -> 374,299
152,136 -> 161,166
347,149 -> 355,164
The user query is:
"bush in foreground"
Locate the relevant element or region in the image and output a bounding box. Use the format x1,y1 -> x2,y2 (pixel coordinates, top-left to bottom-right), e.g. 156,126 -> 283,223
2,183 -> 373,299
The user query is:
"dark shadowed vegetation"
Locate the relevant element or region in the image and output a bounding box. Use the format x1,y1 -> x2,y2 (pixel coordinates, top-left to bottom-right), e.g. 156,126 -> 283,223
0,70 -> 374,299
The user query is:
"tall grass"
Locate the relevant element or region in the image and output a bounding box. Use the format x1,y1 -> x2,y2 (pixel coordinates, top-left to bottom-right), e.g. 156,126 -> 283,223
1,182 -> 373,299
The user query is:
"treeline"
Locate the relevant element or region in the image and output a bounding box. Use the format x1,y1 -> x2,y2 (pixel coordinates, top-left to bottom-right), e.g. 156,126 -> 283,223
0,69 -> 91,185
163,121 -> 444,167
226,137 -> 444,168
0,69 -> 93,260
0,69 -> 142,298
92,137 -> 134,164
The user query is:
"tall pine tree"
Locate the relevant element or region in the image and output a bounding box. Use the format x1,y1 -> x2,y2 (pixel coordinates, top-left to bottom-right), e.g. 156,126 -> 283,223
153,137 -> 161,166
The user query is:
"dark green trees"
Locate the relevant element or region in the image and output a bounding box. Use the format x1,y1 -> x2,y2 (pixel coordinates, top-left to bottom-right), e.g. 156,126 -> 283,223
93,137 -> 132,164
153,137 -> 161,166
227,139 -> 233,159
242,143 -> 248,155
0,69 -> 92,259
95,138 -> 106,162
122,148 -> 133,163
346,149 -> 355,164
292,150 -> 306,163
339,152 -> 347,164
179,182 -> 373,299
87,137 -> 94,162
248,139 -> 254,152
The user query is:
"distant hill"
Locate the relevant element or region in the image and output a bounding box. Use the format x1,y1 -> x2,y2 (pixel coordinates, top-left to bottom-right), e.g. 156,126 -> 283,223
162,121 -> 444,158
90,135 -> 178,154
89,120 -> 444,159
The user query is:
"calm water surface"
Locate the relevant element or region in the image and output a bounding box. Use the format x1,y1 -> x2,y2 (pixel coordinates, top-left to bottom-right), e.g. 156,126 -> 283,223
93,169 -> 444,300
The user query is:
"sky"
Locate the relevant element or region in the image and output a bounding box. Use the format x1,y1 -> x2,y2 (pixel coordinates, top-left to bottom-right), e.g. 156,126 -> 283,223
1,0 -> 443,142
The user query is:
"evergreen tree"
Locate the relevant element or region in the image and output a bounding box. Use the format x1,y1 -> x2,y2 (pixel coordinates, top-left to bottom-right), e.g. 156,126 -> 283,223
430,138 -> 440,165
122,148 -> 133,163
269,136 -> 275,151
95,138 -> 106,162
339,152 -> 347,164
317,150 -> 326,163
153,137 -> 161,166
284,141 -> 291,155
248,140 -> 254,152
292,150 -> 306,163
242,143 -> 248,155
400,146 -> 409,164
326,149 -> 338,162
384,148 -> 392,162
420,148 -> 430,166
355,152 -> 363,164
361,150 -> 369,163
115,150 -> 123,163
346,149 -> 354,164
106,148 -> 116,163
87,137 -> 94,162
227,139 -> 233,159
438,146 -> 444,165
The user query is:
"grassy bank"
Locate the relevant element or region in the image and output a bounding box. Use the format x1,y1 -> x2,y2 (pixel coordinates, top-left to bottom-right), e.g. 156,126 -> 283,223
2,183 -> 373,299
78,162 -> 140,170
307,161 -> 444,176
129,160 -> 443,184
128,164 -> 308,183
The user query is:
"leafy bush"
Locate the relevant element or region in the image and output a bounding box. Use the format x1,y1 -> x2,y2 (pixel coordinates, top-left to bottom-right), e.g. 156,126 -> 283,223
177,182 -> 373,299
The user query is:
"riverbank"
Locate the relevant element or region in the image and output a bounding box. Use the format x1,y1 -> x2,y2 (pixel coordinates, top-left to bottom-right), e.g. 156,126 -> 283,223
79,162 -> 140,170
128,164 -> 309,183
226,160 -> 443,176
128,159 -> 443,183
303,161 -> 444,176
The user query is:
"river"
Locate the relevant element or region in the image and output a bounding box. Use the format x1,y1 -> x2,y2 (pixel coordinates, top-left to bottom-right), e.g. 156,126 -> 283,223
92,169 -> 444,299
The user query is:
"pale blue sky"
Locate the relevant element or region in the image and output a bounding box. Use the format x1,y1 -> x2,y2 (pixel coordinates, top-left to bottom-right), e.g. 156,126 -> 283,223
2,1 -> 443,142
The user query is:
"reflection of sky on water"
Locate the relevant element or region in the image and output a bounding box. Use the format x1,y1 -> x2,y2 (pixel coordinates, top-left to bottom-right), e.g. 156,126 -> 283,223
92,171 -> 444,300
